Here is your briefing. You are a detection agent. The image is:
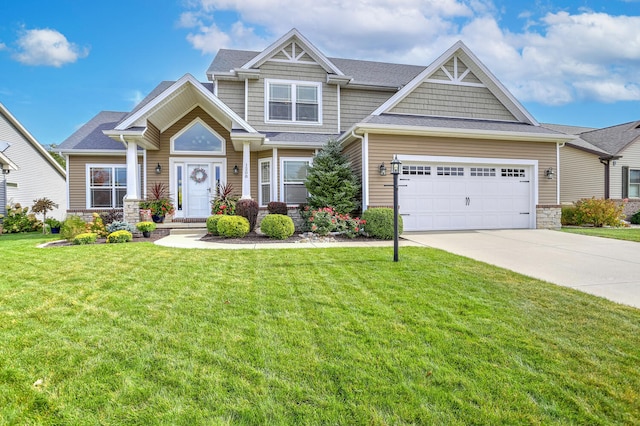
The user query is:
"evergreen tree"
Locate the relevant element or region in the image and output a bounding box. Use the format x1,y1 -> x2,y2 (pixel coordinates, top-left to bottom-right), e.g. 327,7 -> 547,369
305,139 -> 360,214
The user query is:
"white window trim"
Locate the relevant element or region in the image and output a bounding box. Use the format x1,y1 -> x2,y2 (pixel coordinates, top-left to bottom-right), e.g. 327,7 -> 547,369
170,117 -> 226,155
169,157 -> 226,218
85,164 -> 127,209
630,168 -> 640,198
280,157 -> 312,206
258,158 -> 272,207
264,79 -> 322,125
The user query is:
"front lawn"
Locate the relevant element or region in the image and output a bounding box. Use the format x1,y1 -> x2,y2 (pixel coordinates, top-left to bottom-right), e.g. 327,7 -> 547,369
561,226 -> 640,242
1,233 -> 639,424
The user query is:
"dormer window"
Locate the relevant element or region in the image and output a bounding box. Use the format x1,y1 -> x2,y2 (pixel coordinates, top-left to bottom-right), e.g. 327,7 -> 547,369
171,118 -> 225,155
265,79 -> 321,124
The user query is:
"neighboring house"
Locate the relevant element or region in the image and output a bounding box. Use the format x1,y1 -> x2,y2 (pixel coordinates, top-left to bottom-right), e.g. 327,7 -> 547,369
549,121 -> 640,218
0,102 -> 67,219
58,28 -> 574,231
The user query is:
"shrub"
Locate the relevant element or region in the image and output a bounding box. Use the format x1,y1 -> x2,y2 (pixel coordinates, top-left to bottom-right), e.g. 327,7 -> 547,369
260,214 -> 295,239
206,215 -> 224,236
574,197 -> 625,227
267,201 -> 288,215
302,206 -> 365,238
362,207 -> 403,240
106,221 -> 136,234
217,215 -> 250,238
99,210 -> 123,225
561,205 -> 579,226
136,221 -> 157,232
88,212 -> 108,237
72,232 -> 97,245
1,203 -> 40,233
630,210 -> 640,225
61,215 -> 87,241
107,230 -> 133,243
236,199 -> 259,231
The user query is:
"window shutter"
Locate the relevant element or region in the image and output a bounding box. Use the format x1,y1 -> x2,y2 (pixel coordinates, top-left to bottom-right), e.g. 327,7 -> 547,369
622,166 -> 629,199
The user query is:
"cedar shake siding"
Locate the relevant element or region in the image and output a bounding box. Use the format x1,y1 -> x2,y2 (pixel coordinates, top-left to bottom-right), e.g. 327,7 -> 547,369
340,89 -> 395,131
366,134 -> 558,207
216,80 -> 246,119
389,82 -> 517,121
560,147 -> 604,203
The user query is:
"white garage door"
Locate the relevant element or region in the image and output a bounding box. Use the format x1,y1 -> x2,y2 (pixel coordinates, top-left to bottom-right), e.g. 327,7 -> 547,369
399,162 -> 533,231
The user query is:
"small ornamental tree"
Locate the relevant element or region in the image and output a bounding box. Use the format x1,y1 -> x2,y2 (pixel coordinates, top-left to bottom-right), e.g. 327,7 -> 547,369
32,197 -> 58,234
305,139 -> 360,214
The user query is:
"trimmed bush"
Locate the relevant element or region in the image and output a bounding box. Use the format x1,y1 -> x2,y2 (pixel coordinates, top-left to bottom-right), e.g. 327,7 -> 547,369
267,201 -> 288,215
72,232 -> 97,245
136,221 -> 157,232
362,207 -> 403,240
107,230 -> 133,243
630,210 -> 640,225
561,205 -> 579,226
217,215 -> 250,238
260,214 -> 295,240
236,199 -> 259,231
107,221 -> 136,234
206,215 -> 224,235
61,215 -> 87,241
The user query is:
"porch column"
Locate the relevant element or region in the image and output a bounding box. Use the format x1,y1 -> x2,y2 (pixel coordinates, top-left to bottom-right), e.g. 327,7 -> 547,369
125,140 -> 139,200
241,141 -> 251,199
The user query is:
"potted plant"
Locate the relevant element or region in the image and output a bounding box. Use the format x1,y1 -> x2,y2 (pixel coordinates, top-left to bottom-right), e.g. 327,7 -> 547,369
45,217 -> 62,234
139,201 -> 152,222
144,183 -> 175,223
136,221 -> 157,238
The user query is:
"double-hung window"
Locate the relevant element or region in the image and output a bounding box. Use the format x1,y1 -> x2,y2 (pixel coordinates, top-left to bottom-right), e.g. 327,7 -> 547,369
87,165 -> 127,208
266,80 -> 321,124
259,159 -> 271,207
630,169 -> 640,198
281,158 -> 311,204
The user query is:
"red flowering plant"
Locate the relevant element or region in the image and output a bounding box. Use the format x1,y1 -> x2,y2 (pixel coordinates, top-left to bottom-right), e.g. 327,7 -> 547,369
210,182 -> 238,215
303,206 -> 365,238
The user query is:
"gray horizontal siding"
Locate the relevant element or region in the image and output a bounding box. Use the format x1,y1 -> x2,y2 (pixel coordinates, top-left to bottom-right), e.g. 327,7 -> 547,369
340,89 -> 394,130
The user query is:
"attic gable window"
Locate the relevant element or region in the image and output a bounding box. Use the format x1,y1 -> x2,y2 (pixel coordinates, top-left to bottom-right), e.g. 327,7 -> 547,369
265,79 -> 321,124
171,118 -> 225,155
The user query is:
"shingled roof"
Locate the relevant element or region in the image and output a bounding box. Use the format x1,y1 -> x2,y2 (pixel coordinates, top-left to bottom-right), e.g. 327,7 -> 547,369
58,111 -> 128,151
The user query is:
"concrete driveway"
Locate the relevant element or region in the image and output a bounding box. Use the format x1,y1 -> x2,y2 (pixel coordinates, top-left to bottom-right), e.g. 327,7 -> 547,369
402,229 -> 640,309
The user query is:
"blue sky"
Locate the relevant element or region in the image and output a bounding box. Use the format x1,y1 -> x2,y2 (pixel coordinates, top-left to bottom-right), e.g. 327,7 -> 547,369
1,0 -> 639,147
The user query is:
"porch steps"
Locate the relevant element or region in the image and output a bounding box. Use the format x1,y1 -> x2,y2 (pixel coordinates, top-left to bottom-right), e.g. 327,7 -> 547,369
156,221 -> 207,235
169,228 -> 207,235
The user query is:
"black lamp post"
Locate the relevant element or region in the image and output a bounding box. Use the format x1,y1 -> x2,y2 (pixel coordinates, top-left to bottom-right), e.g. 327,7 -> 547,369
391,155 -> 401,262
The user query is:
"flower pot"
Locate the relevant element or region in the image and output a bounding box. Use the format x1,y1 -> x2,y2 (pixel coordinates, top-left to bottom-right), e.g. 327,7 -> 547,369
51,227 -> 60,234
152,214 -> 164,223
142,231 -> 151,238
140,208 -> 152,222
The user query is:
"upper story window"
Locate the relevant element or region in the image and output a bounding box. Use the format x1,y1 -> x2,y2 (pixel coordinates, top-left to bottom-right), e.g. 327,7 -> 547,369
265,79 -> 321,124
171,118 -> 225,155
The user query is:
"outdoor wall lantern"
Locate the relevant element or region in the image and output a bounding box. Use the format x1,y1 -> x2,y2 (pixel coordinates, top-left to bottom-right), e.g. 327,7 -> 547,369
155,163 -> 162,174
379,162 -> 387,176
545,167 -> 555,179
233,165 -> 239,175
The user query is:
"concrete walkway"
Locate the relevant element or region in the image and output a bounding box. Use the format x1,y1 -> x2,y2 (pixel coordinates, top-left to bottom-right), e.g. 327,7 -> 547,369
402,230 -> 640,309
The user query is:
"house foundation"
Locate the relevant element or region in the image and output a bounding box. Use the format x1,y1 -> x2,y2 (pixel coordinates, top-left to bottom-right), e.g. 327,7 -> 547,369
536,205 -> 561,229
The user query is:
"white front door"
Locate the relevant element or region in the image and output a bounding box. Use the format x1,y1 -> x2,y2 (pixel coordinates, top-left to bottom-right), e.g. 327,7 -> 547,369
172,160 -> 222,219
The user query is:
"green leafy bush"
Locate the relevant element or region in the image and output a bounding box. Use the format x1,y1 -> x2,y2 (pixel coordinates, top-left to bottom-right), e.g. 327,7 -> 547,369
267,202 -> 288,215
106,221 -> 136,234
561,205 -> 579,226
260,214 -> 295,240
217,215 -> 250,238
72,232 -> 97,245
630,210 -> 640,225
206,215 -> 224,235
61,215 -> 87,241
236,199 -> 259,231
574,198 -> 625,227
107,230 -> 132,243
362,207 -> 403,240
1,203 -> 40,233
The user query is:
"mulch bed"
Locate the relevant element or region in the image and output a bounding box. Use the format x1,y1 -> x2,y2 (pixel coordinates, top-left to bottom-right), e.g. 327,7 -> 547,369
44,229 -> 171,247
199,231 -> 367,244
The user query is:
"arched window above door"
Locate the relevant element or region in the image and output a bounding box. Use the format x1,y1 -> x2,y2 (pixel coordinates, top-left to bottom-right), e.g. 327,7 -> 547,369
171,118 -> 225,155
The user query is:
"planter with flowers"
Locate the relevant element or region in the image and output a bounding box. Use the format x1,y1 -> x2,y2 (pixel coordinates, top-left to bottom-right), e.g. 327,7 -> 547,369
136,221 -> 157,238
143,183 -> 175,223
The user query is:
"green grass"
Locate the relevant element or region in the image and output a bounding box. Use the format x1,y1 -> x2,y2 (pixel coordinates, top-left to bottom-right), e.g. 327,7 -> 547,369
1,233 -> 639,424
561,226 -> 640,242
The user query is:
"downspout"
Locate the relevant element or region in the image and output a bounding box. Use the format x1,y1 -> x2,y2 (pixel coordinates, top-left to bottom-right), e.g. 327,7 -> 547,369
351,130 -> 366,211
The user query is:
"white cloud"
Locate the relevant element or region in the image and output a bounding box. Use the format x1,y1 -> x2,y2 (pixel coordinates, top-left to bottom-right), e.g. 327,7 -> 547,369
180,1 -> 640,105
13,28 -> 89,67
0,42 -> 7,51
